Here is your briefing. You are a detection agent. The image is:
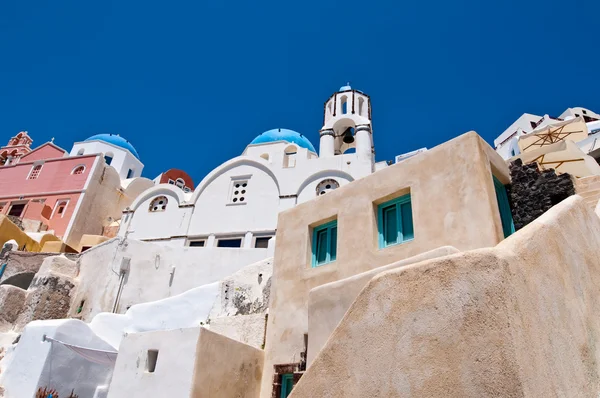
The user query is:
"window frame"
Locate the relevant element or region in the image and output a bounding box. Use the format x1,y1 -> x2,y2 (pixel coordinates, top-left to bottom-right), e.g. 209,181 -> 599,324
51,199 -> 70,219
27,164 -> 43,180
217,238 -> 243,248
311,220 -> 337,267
493,176 -> 515,238
377,194 -> 414,249
71,165 -> 86,175
280,373 -> 294,398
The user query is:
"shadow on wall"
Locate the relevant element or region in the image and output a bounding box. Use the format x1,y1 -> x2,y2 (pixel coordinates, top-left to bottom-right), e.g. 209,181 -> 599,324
0,272 -> 35,289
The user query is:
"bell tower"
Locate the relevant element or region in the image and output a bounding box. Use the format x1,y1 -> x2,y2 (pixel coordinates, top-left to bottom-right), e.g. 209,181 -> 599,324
319,84 -> 373,162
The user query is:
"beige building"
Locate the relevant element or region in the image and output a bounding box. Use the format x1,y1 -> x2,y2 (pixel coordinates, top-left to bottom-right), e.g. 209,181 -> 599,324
261,132 -> 513,397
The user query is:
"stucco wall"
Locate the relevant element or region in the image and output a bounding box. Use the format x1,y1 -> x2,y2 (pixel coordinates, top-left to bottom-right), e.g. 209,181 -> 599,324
261,132 -> 510,397
307,246 -> 459,364
107,328 -> 201,398
190,328 -> 264,398
65,161 -> 152,250
291,195 -> 600,397
73,238 -> 269,320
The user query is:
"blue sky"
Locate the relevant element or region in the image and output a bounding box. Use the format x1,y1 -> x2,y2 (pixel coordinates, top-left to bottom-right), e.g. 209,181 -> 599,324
1,0 -> 598,181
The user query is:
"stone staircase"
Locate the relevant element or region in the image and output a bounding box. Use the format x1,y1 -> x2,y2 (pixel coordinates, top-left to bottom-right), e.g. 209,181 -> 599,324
576,175 -> 600,210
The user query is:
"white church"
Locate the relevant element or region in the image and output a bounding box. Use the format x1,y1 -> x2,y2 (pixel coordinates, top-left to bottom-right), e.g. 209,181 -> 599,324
119,84 -> 385,248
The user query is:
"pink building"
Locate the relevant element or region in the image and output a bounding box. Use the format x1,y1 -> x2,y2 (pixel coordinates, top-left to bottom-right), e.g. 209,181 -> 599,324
0,132 -> 152,250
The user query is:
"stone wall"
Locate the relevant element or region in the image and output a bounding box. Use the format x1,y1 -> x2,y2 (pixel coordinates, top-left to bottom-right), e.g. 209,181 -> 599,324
508,159 -> 576,230
0,251 -> 78,285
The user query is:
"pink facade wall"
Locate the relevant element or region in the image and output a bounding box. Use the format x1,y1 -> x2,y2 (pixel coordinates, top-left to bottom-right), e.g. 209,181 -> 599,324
0,155 -> 97,239
0,156 -> 96,197
19,143 -> 66,163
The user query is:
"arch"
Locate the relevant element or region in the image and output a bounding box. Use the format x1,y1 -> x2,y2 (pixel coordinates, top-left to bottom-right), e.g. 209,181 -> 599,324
343,147 -> 356,154
358,97 -> 365,116
1,272 -> 35,289
129,184 -> 186,212
175,178 -> 185,189
190,157 -> 281,205
284,145 -> 297,168
149,196 -> 168,212
77,148 -> 85,156
71,165 -> 86,175
260,153 -> 270,162
341,95 -> 348,114
296,169 -> 355,197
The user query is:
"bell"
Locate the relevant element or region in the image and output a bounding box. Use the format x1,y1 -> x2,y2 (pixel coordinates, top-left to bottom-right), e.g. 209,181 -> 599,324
342,127 -> 355,144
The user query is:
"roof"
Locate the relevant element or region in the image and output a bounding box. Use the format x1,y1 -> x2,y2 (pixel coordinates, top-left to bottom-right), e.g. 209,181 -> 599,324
85,134 -> 140,159
250,128 -> 316,153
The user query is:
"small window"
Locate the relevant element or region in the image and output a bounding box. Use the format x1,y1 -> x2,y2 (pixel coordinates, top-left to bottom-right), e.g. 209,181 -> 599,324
230,180 -> 248,204
104,154 -> 113,165
312,220 -> 337,267
583,109 -> 588,115
8,203 -> 26,217
28,165 -> 42,180
77,148 -> 85,156
280,373 -> 294,398
175,178 -> 185,189
377,194 -> 414,248
146,349 -> 159,373
189,240 -> 205,247
217,238 -> 242,248
72,166 -> 85,175
254,237 -> 271,248
168,179 -> 175,185
149,196 -> 168,212
493,176 -> 515,238
53,200 -> 69,218
127,169 -> 134,179
316,179 -> 340,196
183,187 -> 191,193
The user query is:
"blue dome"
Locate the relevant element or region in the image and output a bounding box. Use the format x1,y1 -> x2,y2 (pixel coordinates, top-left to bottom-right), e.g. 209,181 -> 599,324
250,128 -> 316,153
85,134 -> 140,159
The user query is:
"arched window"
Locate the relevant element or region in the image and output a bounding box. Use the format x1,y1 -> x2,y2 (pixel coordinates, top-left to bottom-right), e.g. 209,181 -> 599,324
28,165 -> 42,180
104,151 -> 114,165
341,96 -> 348,114
52,200 -> 69,218
316,179 -> 340,196
149,196 -> 168,212
72,165 -> 85,175
358,97 -> 365,116
77,148 -> 85,156
175,178 -> 185,189
284,145 -> 297,168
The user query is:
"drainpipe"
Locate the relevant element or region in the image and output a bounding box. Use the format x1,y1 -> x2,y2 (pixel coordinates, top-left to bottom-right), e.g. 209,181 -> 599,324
112,257 -> 131,313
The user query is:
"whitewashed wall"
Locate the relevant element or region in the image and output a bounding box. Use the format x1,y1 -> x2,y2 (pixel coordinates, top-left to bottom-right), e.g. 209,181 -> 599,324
70,140 -> 143,179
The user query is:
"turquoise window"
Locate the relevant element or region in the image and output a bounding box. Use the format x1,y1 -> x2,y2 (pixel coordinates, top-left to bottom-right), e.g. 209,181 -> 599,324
378,194 -> 414,248
493,176 -> 515,238
312,220 -> 337,267
280,373 -> 294,398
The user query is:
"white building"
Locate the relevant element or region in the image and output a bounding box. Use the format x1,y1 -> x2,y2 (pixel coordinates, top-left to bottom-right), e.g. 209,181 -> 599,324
71,133 -> 144,179
493,107 -> 600,160
119,84 -> 380,249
